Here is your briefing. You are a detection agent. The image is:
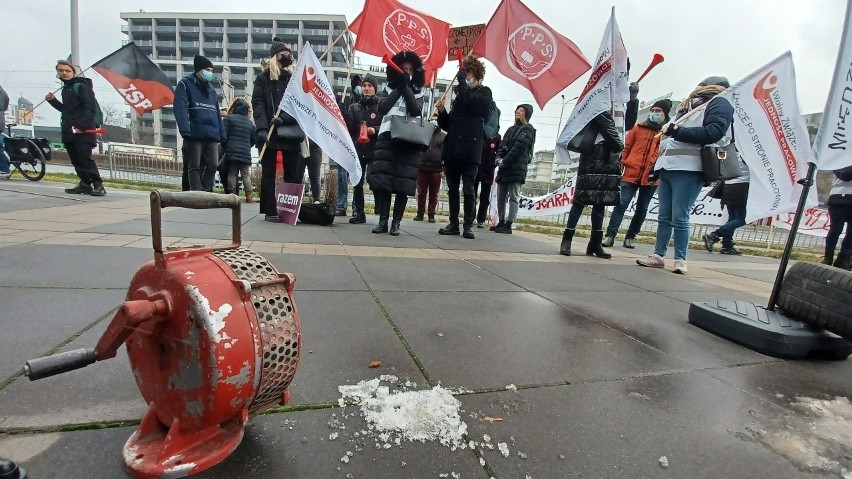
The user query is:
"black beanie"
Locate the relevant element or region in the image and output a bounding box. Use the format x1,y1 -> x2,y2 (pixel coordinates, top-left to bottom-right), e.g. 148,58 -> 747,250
193,54 -> 213,72
517,104 -> 534,121
270,37 -> 291,57
651,99 -> 673,121
361,74 -> 378,90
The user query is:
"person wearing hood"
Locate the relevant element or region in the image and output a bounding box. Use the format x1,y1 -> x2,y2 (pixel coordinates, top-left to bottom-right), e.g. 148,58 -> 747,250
637,76 -> 735,274
435,57 -> 493,239
821,166 -> 852,270
346,74 -> 383,224
368,50 -> 425,236
492,104 -> 536,234
46,60 -> 106,196
222,98 -> 257,203
174,54 -> 226,192
252,38 -> 305,222
558,109 -> 624,257
603,99 -> 673,249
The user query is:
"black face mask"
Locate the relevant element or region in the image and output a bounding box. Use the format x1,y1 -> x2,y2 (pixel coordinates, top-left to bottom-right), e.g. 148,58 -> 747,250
279,55 -> 293,68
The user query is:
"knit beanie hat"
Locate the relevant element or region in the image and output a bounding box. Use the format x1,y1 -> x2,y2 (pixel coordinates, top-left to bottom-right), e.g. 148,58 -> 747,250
701,76 -> 730,88
651,99 -> 673,122
270,37 -> 291,56
517,104 -> 534,121
361,74 -> 378,90
193,54 -> 213,72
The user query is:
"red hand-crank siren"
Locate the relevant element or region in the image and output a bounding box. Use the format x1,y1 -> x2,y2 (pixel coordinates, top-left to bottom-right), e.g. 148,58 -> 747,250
357,121 -> 370,144
24,191 -> 302,479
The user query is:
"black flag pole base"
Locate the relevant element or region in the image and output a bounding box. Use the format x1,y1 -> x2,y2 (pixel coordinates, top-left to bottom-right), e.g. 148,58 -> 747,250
687,162 -> 852,360
688,301 -> 851,360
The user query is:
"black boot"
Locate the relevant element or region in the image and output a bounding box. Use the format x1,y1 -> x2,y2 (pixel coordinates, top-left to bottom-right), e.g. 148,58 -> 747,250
703,232 -> 720,253
462,225 -> 475,239
823,253 -> 834,265
586,230 -> 612,259
90,181 -> 107,196
372,217 -> 389,234
494,221 -> 513,234
490,220 -> 505,232
559,228 -> 574,256
834,252 -> 852,271
65,181 -> 92,195
0,458 -> 27,478
389,220 -> 401,236
349,213 -> 366,224
439,223 -> 460,235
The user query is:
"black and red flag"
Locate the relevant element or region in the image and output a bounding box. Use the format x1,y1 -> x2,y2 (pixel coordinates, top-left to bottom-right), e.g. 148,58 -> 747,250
92,42 -> 174,115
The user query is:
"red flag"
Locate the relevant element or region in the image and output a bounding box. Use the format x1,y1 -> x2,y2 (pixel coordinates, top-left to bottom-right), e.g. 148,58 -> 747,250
349,0 -> 450,80
91,42 -> 174,115
472,0 -> 591,108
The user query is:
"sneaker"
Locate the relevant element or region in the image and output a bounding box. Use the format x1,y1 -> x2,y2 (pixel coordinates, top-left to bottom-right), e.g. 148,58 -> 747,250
413,213 -> 424,221
702,233 -> 720,253
427,215 -> 436,223
335,208 -> 347,217
90,182 -> 107,197
673,259 -> 688,274
476,221 -> 485,228
0,171 -> 10,180
264,214 -> 282,223
65,181 -> 93,195
622,238 -> 636,249
720,247 -> 742,255
601,235 -> 615,247
636,254 -> 665,269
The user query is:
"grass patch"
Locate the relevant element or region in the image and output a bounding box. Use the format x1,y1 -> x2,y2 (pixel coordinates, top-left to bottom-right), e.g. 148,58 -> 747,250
40,172 -> 182,192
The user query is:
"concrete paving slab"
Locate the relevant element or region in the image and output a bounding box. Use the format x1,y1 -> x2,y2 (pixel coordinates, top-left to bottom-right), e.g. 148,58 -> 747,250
79,219 -> 231,239
0,188 -> 81,213
704,265 -> 781,283
567,263 -> 722,292
537,290 -> 772,368
240,217 -> 341,245
411,229 -> 559,255
459,373 -> 813,479
353,257 -> 523,292
379,291 -> 685,390
657,289 -> 768,305
471,260 -> 643,292
0,244 -> 152,289
262,253 -> 366,291
0,287 -> 124,381
331,222 -> 439,249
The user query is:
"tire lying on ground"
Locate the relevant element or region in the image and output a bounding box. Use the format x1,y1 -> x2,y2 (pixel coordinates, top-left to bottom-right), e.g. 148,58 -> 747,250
777,261 -> 852,339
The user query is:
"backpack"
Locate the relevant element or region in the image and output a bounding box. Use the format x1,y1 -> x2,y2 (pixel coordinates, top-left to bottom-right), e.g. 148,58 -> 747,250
72,82 -> 104,128
483,101 -> 500,140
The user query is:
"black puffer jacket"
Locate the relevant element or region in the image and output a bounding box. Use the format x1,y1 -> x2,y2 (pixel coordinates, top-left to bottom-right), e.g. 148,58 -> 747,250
223,101 -> 256,165
477,133 -> 501,184
437,83 -> 492,164
251,67 -> 303,152
419,128 -> 445,173
573,112 -> 624,206
346,94 -> 383,162
48,76 -> 97,143
496,106 -> 536,185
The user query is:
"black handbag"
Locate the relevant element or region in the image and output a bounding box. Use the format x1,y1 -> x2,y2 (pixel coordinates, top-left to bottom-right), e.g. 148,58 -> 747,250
700,141 -> 740,183
389,115 -> 435,151
276,124 -> 305,143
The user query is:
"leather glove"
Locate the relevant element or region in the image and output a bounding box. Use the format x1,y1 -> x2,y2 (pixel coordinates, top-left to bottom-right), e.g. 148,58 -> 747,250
255,129 -> 267,150
664,123 -> 678,138
629,82 -> 639,101
457,69 -> 467,81
270,115 -> 284,127
648,170 -> 659,182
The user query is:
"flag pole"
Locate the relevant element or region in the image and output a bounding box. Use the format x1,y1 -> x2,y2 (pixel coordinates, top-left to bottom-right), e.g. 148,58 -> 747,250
319,29 -> 349,62
766,162 -> 816,310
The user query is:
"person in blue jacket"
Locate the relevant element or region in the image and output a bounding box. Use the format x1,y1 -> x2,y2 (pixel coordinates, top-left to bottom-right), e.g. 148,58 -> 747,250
174,54 -> 225,191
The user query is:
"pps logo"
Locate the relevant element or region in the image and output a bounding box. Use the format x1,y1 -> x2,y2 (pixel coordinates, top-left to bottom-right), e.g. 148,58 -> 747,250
506,23 -> 557,80
383,9 -> 434,62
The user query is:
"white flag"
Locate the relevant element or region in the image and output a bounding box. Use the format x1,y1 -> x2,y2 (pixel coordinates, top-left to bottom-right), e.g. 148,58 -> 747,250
281,42 -> 362,184
812,0 -> 852,171
555,7 -> 628,165
719,51 -> 817,223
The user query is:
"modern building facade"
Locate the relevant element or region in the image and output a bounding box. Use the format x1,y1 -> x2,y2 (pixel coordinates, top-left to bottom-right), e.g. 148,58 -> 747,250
121,12 -> 451,150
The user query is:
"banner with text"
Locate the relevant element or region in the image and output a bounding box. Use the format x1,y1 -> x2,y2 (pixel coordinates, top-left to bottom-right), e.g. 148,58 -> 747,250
276,182 -> 305,226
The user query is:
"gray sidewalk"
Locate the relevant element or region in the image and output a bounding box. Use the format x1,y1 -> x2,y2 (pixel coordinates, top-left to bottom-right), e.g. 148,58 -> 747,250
0,181 -> 850,479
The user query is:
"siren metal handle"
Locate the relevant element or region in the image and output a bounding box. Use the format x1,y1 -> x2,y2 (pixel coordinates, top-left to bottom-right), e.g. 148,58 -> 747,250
24,348 -> 97,380
150,190 -> 242,253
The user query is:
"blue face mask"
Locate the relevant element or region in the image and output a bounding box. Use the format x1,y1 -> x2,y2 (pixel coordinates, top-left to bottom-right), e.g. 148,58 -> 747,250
354,86 -> 363,95
201,70 -> 215,82
648,112 -> 664,124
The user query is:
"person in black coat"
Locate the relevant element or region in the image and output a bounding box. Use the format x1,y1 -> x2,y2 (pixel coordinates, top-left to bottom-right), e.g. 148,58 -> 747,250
559,112 -> 624,258
492,105 -> 536,234
414,126 -> 446,223
475,132 -> 501,228
46,60 -> 106,196
223,98 -> 257,203
435,57 -> 493,239
367,50 -> 425,236
252,38 -> 306,222
346,75 -> 383,224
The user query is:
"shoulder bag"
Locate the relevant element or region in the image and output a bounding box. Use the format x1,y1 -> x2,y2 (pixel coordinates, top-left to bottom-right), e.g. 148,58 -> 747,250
700,125 -> 740,183
389,115 -> 435,151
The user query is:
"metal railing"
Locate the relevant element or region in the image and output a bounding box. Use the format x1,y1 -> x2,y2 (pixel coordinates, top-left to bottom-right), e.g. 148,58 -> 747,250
107,143 -> 182,186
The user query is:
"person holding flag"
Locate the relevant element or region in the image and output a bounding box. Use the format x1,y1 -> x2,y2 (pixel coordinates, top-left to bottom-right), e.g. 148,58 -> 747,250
824,166 -> 852,270
637,76 -> 734,274
368,50 -> 426,236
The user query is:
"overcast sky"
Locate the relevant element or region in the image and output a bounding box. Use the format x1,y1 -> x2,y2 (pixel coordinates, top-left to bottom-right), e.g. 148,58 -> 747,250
1,0 -> 846,147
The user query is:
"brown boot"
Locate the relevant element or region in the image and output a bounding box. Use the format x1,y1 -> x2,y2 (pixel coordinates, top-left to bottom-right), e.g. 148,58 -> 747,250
244,191 -> 255,203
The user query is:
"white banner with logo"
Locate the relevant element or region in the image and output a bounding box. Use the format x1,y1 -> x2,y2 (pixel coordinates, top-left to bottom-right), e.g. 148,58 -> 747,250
281,41 -> 362,184
812,0 -> 852,171
555,7 -> 628,165
767,208 -> 832,237
719,51 -> 817,223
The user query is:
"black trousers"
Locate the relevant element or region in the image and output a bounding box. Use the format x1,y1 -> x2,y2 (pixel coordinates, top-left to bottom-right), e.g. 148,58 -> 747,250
259,147 -> 305,216
65,141 -> 101,184
352,159 -> 369,215
305,149 -> 322,199
373,190 -> 407,220
474,180 -> 492,223
444,161 -> 478,227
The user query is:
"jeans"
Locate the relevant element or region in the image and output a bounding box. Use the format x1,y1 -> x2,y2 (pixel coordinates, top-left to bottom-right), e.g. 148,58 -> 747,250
0,134 -> 9,173
351,160 -> 368,215
227,163 -> 253,194
606,182 -> 657,239
445,162 -> 478,227
566,202 -> 605,230
185,140 -> 218,191
475,181 -> 492,223
65,141 -> 101,184
336,164 -> 349,211
714,203 -> 747,249
497,182 -> 522,223
653,170 -> 705,260
826,203 -> 852,258
417,170 -> 442,216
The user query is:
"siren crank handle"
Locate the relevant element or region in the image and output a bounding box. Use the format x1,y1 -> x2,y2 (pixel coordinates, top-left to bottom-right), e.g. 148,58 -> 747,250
24,348 -> 97,380
151,190 -> 242,252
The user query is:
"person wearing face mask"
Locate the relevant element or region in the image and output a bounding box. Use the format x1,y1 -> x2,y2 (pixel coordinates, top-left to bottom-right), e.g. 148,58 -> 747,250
46,60 -> 107,196
435,57 -> 493,239
252,38 -> 306,222
346,75 -> 383,224
602,99 -> 672,249
637,76 -> 734,274
173,54 -> 225,192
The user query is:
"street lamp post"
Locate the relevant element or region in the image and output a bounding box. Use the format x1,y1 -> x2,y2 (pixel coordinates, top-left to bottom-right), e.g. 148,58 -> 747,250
557,94 -> 579,131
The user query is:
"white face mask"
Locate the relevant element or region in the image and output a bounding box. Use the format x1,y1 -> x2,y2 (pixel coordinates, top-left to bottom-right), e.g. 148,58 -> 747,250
465,78 -> 476,88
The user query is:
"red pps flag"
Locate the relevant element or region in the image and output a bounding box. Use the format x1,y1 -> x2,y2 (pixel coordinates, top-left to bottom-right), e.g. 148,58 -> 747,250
472,0 -> 591,108
349,0 -> 450,79
92,42 -> 174,115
